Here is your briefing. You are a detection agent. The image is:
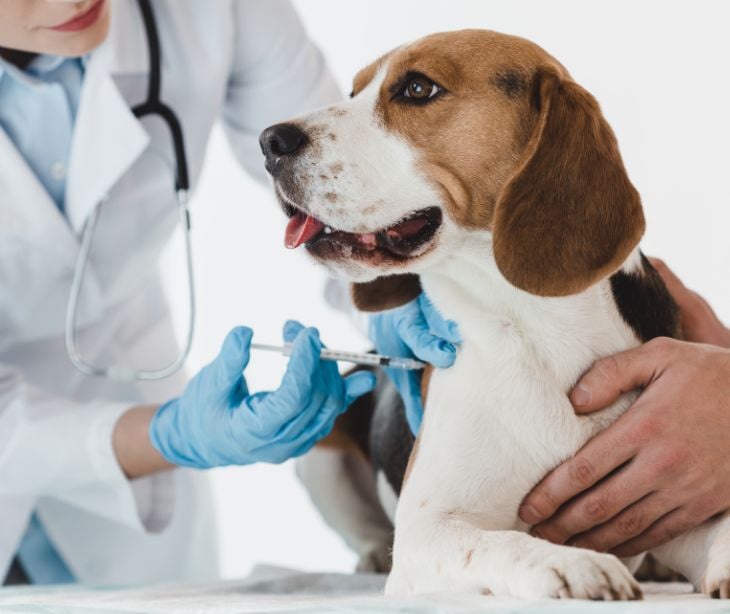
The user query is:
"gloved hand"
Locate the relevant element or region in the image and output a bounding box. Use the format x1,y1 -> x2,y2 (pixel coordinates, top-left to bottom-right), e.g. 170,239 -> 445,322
368,293 -> 461,435
150,321 -> 376,468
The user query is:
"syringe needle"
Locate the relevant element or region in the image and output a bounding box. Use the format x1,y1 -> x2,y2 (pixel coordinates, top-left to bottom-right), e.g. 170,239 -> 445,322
250,342 -> 426,371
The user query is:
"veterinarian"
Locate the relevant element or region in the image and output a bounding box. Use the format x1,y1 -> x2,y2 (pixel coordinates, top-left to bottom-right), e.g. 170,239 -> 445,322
0,0 -> 457,587
521,259 -> 730,556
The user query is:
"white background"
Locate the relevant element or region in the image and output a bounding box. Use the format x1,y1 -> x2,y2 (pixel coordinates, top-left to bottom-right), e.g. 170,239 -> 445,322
174,0 -> 730,578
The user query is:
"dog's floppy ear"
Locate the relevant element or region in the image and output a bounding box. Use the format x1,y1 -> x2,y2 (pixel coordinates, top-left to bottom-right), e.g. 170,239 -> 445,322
492,66 -> 645,297
351,274 -> 422,312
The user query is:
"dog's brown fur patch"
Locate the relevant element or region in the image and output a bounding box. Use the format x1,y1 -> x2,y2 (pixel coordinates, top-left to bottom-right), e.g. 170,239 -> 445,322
366,30 -> 556,230
400,364 -> 434,489
402,434 -> 420,487
351,274 -> 422,312
493,66 -> 645,296
354,30 -> 644,297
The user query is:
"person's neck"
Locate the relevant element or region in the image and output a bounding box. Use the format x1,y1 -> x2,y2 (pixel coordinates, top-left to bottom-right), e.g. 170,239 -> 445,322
0,48 -> 38,70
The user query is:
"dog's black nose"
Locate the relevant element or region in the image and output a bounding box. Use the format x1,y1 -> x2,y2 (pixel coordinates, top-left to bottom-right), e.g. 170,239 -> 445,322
259,123 -> 308,176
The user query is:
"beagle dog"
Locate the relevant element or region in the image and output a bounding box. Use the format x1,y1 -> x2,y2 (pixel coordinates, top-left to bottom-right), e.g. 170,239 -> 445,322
260,29 -> 730,600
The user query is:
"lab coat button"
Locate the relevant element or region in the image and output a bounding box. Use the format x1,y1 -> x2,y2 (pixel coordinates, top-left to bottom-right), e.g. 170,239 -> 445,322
51,162 -> 66,181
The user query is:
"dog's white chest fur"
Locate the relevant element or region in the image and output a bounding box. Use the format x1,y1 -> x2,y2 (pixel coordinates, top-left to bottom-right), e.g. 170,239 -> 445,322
402,239 -> 640,530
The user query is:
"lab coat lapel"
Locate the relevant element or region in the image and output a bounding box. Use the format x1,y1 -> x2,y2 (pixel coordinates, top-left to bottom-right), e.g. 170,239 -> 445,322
0,128 -> 79,261
64,57 -> 150,234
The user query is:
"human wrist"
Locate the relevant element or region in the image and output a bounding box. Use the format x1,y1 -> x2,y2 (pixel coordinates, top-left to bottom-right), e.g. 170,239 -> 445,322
113,404 -> 174,479
147,398 -> 194,468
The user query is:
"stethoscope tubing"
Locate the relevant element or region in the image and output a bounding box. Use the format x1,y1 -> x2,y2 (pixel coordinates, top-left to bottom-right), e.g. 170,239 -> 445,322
64,0 -> 195,382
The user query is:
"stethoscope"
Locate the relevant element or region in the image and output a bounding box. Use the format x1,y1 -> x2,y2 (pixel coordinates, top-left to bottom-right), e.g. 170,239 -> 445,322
65,0 -> 195,381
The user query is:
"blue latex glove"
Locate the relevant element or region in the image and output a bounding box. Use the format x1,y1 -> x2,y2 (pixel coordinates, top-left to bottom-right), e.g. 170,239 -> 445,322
150,321 -> 376,468
368,293 -> 461,435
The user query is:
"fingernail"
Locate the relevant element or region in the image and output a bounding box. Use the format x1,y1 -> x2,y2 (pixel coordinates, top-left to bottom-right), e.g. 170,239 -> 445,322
571,384 -> 591,407
519,504 -> 541,524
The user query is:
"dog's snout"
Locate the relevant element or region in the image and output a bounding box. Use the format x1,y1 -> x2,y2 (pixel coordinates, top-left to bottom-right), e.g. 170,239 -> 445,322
260,123 -> 308,156
260,123 -> 308,176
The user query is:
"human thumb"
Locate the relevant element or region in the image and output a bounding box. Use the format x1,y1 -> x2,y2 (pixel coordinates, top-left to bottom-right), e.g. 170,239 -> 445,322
210,326 -> 253,391
570,342 -> 662,414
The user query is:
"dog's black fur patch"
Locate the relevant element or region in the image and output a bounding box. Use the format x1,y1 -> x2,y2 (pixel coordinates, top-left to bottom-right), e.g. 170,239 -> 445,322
370,378 -> 415,496
610,253 -> 681,342
492,68 -> 528,99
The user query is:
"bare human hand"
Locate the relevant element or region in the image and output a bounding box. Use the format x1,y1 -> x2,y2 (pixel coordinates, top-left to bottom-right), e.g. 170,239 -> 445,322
520,261 -> 730,556
650,258 -> 730,348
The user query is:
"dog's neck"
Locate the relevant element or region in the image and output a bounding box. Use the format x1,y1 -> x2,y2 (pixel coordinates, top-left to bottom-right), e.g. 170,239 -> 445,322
418,234 -> 640,391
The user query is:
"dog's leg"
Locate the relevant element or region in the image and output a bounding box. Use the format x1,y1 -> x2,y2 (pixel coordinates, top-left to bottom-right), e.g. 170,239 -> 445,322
386,513 -> 641,599
296,447 -> 394,572
650,512 -> 730,597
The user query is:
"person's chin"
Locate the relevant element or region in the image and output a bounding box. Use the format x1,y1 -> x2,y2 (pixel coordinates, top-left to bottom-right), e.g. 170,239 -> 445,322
50,7 -> 111,58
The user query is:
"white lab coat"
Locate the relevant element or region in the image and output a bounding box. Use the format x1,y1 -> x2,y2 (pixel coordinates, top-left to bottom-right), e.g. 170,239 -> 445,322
0,0 -> 340,584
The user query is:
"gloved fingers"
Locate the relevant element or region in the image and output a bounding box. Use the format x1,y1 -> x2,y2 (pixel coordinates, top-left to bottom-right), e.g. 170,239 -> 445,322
289,424 -> 337,460
394,303 -> 457,369
283,319 -> 343,397
270,326 -> 323,418
403,390 -> 424,434
205,326 -> 252,397
385,368 -> 423,435
271,361 -> 347,443
244,326 -> 342,442
368,313 -> 411,358
243,370 -> 371,462
283,319 -> 305,344
418,293 -> 462,345
270,340 -> 360,444
262,415 -> 338,464
289,401 -> 344,457
343,371 -> 377,406
283,319 -> 345,414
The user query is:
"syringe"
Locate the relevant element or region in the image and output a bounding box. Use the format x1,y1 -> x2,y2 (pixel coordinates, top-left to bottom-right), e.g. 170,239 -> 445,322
251,343 -> 426,371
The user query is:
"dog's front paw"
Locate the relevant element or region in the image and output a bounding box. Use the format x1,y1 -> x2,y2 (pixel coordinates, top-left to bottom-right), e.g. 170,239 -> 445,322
702,560 -> 730,598
512,549 -> 642,600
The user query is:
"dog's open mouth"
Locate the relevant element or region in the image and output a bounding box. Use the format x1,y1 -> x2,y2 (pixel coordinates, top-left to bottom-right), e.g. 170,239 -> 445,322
283,204 -> 442,262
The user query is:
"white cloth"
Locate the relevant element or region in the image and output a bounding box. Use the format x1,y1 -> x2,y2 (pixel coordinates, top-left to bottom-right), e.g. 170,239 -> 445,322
0,0 -> 340,585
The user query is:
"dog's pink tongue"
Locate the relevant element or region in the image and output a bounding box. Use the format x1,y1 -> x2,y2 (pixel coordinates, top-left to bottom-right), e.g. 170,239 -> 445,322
285,211 -> 326,249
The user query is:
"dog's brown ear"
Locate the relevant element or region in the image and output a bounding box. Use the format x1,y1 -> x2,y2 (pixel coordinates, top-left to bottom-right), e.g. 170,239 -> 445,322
492,66 -> 645,297
351,274 -> 422,312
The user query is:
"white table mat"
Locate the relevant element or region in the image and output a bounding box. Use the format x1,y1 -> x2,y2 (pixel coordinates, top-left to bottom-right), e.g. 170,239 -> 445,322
1,566 -> 729,614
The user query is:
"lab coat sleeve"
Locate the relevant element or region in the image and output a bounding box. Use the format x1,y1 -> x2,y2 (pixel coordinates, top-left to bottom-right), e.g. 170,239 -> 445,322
324,278 -> 371,338
222,0 -> 342,183
222,2 -> 368,337
0,365 -> 148,532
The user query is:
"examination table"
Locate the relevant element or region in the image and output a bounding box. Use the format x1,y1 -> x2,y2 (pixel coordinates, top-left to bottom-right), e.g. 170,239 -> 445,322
0,566 -> 728,613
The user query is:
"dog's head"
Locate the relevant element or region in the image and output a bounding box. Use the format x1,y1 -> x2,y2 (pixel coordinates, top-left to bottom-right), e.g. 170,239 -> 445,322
260,30 -> 645,310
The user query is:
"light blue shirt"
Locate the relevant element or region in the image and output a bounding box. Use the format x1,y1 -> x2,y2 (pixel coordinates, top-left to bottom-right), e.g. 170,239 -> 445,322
0,54 -> 84,212
0,54 -> 82,584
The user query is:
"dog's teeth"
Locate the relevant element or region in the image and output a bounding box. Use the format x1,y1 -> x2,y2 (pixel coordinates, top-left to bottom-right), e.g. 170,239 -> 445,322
324,226 -> 334,234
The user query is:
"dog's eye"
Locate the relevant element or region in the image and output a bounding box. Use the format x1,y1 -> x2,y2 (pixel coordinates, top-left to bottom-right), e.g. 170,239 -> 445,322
404,77 -> 439,99
393,73 -> 445,105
